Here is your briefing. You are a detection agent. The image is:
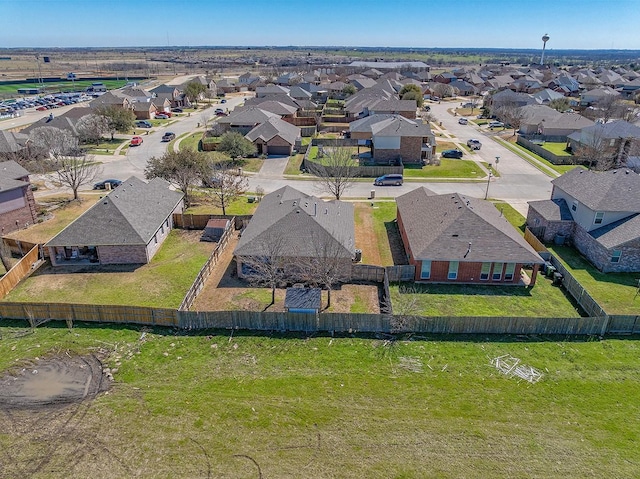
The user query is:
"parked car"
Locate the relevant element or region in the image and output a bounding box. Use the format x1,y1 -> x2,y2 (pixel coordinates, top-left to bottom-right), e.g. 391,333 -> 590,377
374,174 -> 404,186
171,107 -> 183,113
220,99 -> 227,104
488,121 -> 504,128
466,139 -> 482,150
215,111 -> 228,116
36,106 -> 48,111
130,136 -> 143,146
215,108 -> 224,113
161,132 -> 176,142
441,149 -> 464,159
458,117 -> 468,125
155,113 -> 169,119
93,179 -> 122,190
135,120 -> 152,128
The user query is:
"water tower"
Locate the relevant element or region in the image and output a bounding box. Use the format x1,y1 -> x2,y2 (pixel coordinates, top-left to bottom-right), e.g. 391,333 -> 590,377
540,34 -> 550,65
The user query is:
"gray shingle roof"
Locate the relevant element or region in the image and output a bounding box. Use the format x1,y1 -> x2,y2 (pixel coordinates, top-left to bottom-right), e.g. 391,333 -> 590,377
217,107 -> 279,126
234,186 -> 354,259
0,160 -> 30,192
552,168 -> 640,211
396,188 -> 543,264
0,131 -> 23,153
527,199 -> 573,221
244,117 -> 300,145
370,116 -> 433,138
589,214 -> 640,249
46,176 -> 183,247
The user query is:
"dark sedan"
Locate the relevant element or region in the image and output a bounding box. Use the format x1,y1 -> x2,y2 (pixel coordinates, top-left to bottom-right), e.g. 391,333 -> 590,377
441,149 -> 464,159
93,179 -> 122,190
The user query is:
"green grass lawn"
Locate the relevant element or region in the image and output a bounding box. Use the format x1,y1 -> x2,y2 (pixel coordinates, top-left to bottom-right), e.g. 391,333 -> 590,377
390,277 -> 581,317
177,132 -> 202,151
0,79 -> 129,93
492,201 -> 526,234
3,230 -> 214,308
370,201 -> 397,265
404,159 -> 485,179
285,153 -> 305,175
496,138 -> 580,176
81,138 -> 126,155
542,142 -> 573,156
1,325 -> 638,478
186,192 -> 259,215
547,245 -> 640,315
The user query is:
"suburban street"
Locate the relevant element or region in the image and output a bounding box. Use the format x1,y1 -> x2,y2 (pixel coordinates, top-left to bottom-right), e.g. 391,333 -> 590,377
2,93 -> 554,215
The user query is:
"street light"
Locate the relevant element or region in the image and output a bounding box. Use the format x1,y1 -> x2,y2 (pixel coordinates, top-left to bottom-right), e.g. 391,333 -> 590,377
484,164 -> 493,200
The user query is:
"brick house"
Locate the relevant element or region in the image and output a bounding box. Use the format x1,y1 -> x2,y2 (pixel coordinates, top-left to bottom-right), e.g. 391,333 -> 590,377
244,117 -> 301,156
234,186 -> 355,281
527,168 -> 640,272
349,114 -> 435,165
397,188 -> 544,285
0,161 -> 38,234
46,177 -> 184,266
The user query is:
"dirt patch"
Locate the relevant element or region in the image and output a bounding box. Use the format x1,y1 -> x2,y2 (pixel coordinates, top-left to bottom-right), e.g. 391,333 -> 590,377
355,203 -> 382,265
0,354 -> 108,409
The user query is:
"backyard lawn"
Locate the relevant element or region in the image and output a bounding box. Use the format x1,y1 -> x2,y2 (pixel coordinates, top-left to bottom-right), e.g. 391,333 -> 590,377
547,245 -> 640,315
3,230 -> 215,308
1,324 -> 638,478
81,138 -> 127,155
542,142 -> 572,156
186,191 -> 259,215
497,138 -> 580,176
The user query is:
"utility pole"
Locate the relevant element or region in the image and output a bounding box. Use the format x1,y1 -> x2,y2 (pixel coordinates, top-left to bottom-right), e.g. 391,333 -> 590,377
484,165 -> 493,200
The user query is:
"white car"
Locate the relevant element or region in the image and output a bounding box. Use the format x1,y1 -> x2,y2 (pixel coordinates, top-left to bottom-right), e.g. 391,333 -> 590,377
467,139 -> 482,150
458,117 -> 468,125
489,121 -> 505,128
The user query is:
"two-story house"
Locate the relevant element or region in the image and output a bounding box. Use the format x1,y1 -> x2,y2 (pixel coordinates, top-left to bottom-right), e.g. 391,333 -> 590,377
526,168 -> 640,272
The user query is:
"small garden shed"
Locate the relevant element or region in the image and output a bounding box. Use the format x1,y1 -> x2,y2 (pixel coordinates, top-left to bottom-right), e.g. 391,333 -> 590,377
201,218 -> 231,242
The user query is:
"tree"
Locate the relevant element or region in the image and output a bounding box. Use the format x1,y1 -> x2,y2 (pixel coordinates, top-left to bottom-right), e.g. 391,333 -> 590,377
549,97 -> 571,112
217,131 -> 257,158
497,102 -> 526,135
239,230 -> 290,306
144,149 -> 210,207
52,152 -> 102,200
310,145 -> 357,200
30,126 -> 78,157
398,84 -> 424,108
206,161 -> 249,215
573,128 -> 617,170
431,83 -> 454,99
342,84 -> 357,97
76,114 -> 109,145
95,105 -> 135,140
184,81 -> 207,105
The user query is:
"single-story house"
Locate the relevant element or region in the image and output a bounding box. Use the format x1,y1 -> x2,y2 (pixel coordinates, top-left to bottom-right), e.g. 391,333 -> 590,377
397,188 -> 544,285
0,161 -> 38,234
234,186 -> 355,281
46,176 -> 184,266
244,116 -> 301,156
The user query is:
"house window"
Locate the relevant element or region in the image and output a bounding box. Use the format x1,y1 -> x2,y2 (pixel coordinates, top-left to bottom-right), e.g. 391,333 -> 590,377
492,262 -> 504,281
420,260 -> 431,279
594,212 -> 604,225
504,263 -> 516,281
448,261 -> 459,280
611,250 -> 622,263
480,262 -> 491,280
571,201 -> 577,212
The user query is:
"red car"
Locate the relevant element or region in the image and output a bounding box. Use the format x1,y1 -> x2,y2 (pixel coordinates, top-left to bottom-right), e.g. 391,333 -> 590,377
36,106 -> 48,111
130,136 -> 143,146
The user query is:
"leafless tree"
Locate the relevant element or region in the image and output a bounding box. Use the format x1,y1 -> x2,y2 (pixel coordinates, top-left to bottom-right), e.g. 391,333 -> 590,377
76,114 -> 109,145
29,126 -> 78,157
594,95 -> 626,122
431,82 -> 454,99
207,161 -> 249,215
312,145 -> 357,200
573,128 -> 617,170
297,231 -> 352,309
496,102 -> 526,135
51,152 -> 102,200
239,230 -> 290,306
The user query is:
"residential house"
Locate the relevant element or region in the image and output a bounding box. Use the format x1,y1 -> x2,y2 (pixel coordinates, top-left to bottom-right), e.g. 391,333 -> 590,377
216,107 -> 280,135
349,114 -> 435,165
132,100 -> 157,120
256,84 -> 290,98
0,161 -> 38,234
527,168 -> 640,272
244,116 -> 301,156
367,99 -> 417,119
46,176 -> 184,266
517,105 -> 562,135
580,87 -> 620,107
234,186 -> 355,281
0,131 -> 28,155
567,120 -> 640,168
397,188 -> 544,285
533,88 -> 565,105
537,113 -> 594,141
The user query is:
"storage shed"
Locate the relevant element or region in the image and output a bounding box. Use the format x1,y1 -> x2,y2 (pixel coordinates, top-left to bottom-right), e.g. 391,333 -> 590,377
201,218 -> 231,242
284,287 -> 322,313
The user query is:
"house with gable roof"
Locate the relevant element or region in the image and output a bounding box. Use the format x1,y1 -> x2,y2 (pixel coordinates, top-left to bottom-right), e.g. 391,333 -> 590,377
0,161 -> 38,234
234,186 -> 355,281
397,187 -> 544,285
244,117 -> 301,156
527,168 -> 640,272
46,176 -> 184,266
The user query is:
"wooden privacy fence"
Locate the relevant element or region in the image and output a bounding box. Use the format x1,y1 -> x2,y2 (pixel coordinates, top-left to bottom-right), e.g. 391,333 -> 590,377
173,213 -> 251,230
524,227 -> 551,261
386,265 -> 415,282
178,218 -> 236,311
0,245 -> 41,299
2,237 -> 40,257
549,255 -> 607,318
352,264 -> 385,282
1,301 -> 637,335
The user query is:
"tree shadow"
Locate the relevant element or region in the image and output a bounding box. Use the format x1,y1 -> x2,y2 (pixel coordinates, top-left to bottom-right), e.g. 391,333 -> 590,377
384,220 -> 408,265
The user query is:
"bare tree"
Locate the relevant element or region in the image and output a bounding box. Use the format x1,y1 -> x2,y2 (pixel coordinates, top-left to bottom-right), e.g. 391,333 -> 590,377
51,152 -> 102,200
431,82 -> 454,99
30,126 -> 78,157
76,114 -> 109,145
496,102 -> 526,135
573,127 -> 617,170
594,95 -> 625,123
239,230 -> 290,306
312,145 -> 357,200
207,161 -> 249,215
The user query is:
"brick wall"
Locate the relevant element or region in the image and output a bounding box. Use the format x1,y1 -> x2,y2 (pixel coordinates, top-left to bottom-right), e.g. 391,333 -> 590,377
373,136 -> 422,164
0,185 -> 38,235
573,224 -> 640,273
526,208 -> 574,243
98,245 -> 148,265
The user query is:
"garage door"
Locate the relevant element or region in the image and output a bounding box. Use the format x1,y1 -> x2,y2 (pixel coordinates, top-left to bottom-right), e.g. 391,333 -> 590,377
267,145 -> 291,156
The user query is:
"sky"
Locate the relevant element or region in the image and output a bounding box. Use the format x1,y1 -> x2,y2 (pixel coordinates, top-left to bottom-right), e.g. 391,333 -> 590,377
1,0 -> 639,50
